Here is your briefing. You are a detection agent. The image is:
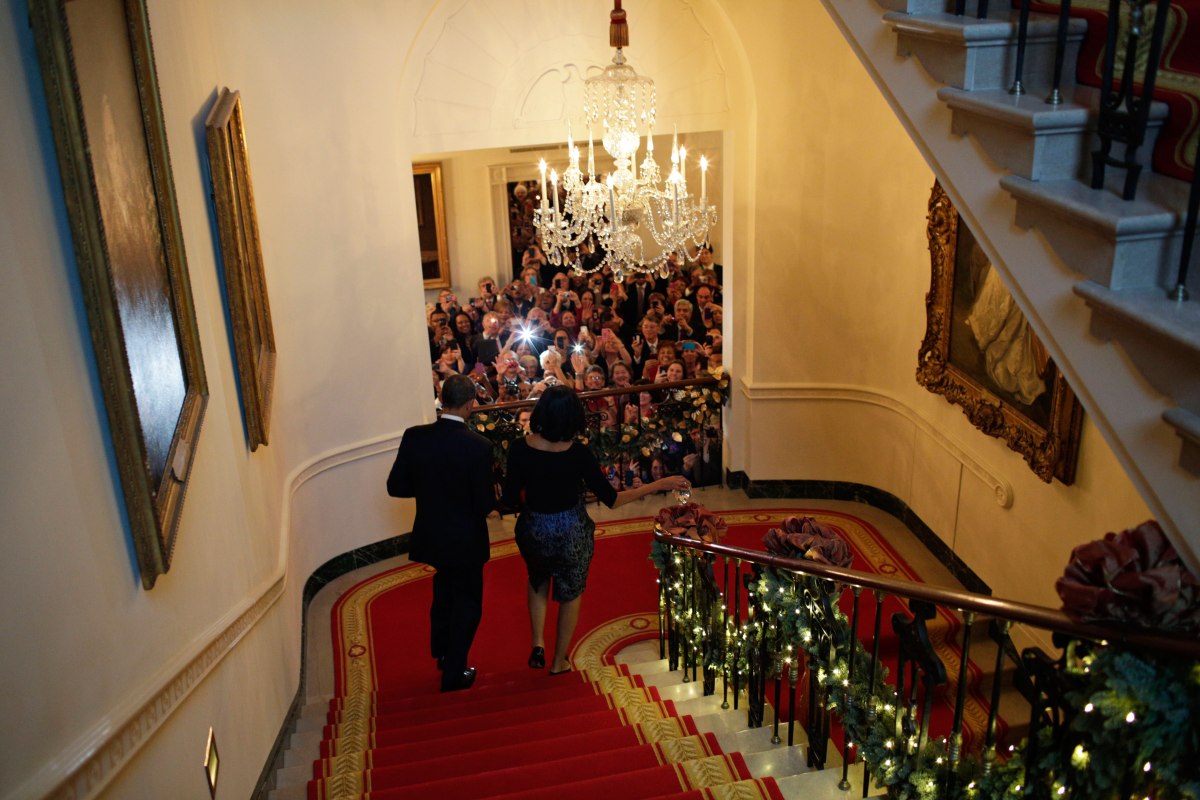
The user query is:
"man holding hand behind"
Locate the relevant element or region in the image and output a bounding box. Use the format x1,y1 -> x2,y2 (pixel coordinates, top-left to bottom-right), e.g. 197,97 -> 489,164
387,374 -> 495,692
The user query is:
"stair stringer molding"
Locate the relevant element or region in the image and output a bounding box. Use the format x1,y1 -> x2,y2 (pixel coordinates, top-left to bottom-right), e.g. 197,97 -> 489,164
819,0 -> 1200,573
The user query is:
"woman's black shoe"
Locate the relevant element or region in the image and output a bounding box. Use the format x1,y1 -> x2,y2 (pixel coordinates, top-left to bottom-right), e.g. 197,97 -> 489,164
528,646 -> 545,669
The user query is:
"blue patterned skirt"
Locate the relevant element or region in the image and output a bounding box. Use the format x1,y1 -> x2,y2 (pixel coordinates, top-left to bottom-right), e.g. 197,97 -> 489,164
515,503 -> 596,602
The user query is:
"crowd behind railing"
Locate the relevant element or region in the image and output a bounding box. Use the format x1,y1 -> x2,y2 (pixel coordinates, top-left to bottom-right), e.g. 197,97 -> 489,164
426,240 -> 728,489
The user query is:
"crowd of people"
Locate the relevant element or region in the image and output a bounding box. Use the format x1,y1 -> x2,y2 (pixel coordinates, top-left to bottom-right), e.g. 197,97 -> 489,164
426,242 -> 726,488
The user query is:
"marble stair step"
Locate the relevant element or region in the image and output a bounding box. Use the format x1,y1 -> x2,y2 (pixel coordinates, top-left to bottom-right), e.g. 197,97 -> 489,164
939,85 -> 1169,182
284,730 -> 322,767
1002,171 -> 1191,290
272,762 -> 311,792
266,783 -> 306,800
613,639 -> 664,665
885,9 -> 1084,91
777,765 -> 887,799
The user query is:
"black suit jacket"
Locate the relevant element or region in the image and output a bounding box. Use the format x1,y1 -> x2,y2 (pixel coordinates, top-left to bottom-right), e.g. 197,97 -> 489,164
617,278 -> 665,340
387,418 -> 495,569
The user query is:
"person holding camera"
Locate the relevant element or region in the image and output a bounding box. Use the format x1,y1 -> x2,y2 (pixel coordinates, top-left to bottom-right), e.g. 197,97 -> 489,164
474,276 -> 499,313
539,348 -> 571,389
471,312 -> 503,363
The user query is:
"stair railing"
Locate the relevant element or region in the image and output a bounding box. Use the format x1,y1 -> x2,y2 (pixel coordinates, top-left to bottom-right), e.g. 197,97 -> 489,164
965,0 -> 1195,298
1172,165 -> 1198,301
654,529 -> 1200,799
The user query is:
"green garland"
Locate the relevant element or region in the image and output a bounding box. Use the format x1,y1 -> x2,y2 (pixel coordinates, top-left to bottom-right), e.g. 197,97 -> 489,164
470,370 -> 731,481
654,539 -> 1200,800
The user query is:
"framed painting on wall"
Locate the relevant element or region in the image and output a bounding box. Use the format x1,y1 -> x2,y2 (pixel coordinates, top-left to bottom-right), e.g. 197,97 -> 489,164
413,162 -> 451,289
205,88 -> 276,451
917,181 -> 1083,484
29,0 -> 208,588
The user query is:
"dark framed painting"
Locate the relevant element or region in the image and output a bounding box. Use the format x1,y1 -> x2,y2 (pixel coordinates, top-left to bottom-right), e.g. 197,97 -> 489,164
413,162 -> 451,289
29,0 -> 208,588
205,88 -> 276,451
917,181 -> 1083,483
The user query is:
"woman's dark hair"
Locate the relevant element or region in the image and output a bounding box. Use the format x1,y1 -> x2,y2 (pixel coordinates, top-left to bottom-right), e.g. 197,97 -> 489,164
529,385 -> 586,442
439,341 -> 460,355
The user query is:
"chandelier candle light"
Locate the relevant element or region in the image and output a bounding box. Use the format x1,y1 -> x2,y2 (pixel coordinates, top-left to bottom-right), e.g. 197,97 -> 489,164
534,0 -> 717,281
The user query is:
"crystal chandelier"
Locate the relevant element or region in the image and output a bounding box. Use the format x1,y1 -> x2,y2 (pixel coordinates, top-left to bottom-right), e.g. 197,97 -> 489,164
533,0 -> 717,282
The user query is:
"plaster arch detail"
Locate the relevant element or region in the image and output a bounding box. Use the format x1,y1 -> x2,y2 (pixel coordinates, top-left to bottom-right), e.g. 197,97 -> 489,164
407,0 -> 731,147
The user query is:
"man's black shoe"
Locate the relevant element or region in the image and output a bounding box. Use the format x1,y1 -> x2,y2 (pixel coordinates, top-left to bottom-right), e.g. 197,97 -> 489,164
441,667 -> 476,693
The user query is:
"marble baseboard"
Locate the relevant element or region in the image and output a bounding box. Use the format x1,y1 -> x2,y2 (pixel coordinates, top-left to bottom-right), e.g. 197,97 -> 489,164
252,533 -> 413,798
724,471 -> 990,596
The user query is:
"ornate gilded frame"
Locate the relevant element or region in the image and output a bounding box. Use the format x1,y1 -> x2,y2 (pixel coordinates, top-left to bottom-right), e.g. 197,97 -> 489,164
413,162 -> 451,289
29,0 -> 208,587
917,181 -> 1083,484
205,88 -> 276,451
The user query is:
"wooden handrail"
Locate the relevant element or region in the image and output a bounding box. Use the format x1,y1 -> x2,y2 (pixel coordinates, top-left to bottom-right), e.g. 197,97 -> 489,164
655,529 -> 1200,658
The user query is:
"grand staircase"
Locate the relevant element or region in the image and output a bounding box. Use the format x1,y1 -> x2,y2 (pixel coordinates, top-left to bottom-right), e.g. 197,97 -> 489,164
821,0 -> 1200,569
266,639 -> 885,799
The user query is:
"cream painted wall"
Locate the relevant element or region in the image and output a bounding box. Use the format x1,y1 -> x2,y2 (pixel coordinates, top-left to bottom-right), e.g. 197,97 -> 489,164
0,0 -> 1160,797
1,0 -> 433,795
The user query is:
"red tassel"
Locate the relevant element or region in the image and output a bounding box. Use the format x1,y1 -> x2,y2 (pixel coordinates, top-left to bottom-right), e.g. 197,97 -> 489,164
609,0 -> 629,49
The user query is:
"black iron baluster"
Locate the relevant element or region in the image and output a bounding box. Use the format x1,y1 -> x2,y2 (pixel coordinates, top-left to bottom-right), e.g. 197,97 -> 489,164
666,550 -> 679,672
948,611 -> 976,796
839,586 -> 863,791
681,554 -> 693,683
721,556 -> 730,709
772,652 -> 783,745
748,603 -> 768,728
694,556 -> 702,686
1171,164 -> 1199,301
863,591 -> 885,798
733,558 -> 742,711
657,571 -> 666,661
892,601 -> 948,777
954,0 -> 967,16
982,620 -> 1012,776
1091,0 -> 1172,200
1010,0 -> 1033,96
1046,0 -> 1075,104
787,657 -> 799,747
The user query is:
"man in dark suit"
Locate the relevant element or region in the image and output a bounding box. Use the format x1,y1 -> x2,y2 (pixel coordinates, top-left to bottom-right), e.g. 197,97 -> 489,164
617,271 -> 665,341
387,374 -> 495,692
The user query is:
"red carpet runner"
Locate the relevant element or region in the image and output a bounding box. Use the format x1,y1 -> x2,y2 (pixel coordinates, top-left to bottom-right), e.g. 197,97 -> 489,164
311,509 -> 998,799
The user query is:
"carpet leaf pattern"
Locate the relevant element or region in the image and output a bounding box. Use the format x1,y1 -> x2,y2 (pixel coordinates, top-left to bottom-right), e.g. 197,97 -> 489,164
677,754 -> 745,789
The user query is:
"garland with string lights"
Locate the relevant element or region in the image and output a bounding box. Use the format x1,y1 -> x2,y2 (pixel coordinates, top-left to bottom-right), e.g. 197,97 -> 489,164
655,537 -> 1200,800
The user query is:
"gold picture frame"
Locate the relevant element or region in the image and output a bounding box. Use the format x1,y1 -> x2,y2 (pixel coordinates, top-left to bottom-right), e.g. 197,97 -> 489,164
205,88 -> 276,451
917,181 -> 1083,484
29,0 -> 208,587
413,162 -> 451,289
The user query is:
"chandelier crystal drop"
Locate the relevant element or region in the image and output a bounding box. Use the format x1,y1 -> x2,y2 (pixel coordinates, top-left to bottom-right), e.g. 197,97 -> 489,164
533,0 -> 717,282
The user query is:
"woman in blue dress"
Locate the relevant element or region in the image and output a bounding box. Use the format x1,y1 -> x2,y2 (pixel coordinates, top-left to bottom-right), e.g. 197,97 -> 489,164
502,386 -> 689,675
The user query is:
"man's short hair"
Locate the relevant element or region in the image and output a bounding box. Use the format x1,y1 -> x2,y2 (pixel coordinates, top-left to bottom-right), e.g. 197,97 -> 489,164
440,374 -> 476,410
